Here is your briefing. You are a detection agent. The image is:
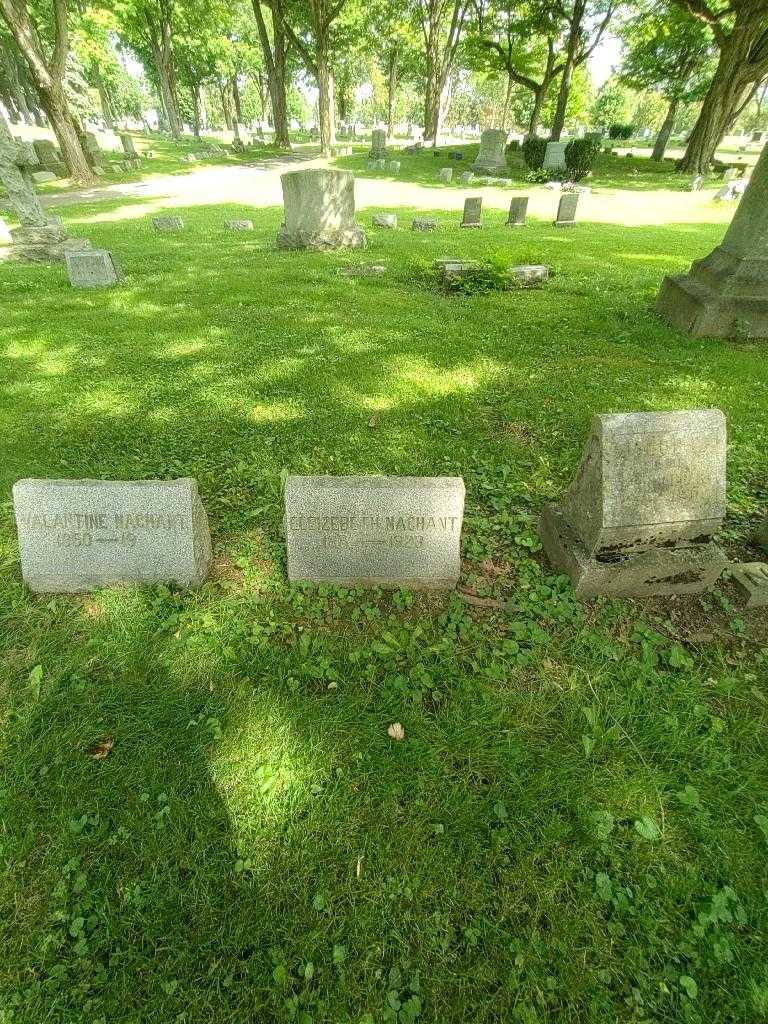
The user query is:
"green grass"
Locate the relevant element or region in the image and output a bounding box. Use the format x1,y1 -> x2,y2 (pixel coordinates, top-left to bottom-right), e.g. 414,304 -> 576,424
1,181 -> 768,1024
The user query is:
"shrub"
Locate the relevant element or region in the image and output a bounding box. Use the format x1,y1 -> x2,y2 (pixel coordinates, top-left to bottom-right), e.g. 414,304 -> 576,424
608,123 -> 634,140
564,139 -> 601,180
522,136 -> 547,170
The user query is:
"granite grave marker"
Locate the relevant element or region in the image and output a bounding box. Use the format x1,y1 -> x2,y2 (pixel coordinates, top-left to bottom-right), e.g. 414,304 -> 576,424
461,196 -> 482,227
506,196 -> 528,226
65,248 -> 123,288
554,193 -> 578,226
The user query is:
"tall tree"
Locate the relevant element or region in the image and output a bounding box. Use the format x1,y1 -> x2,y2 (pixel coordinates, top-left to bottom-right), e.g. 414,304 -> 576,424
670,0 -> 768,172
251,0 -> 291,145
618,4 -> 714,161
548,0 -> 617,140
415,0 -> 471,143
0,0 -> 95,181
114,0 -> 183,137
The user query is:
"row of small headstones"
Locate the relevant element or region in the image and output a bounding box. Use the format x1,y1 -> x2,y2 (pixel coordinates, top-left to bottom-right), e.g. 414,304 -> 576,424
61,197 -> 575,289
10,410 -> 768,608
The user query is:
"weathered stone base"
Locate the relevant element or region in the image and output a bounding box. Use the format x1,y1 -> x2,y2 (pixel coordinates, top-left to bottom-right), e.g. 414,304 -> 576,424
276,225 -> 367,250
730,563 -> 768,608
539,503 -> 726,599
7,224 -> 91,263
471,161 -> 506,174
656,246 -> 768,338
554,221 -> 576,228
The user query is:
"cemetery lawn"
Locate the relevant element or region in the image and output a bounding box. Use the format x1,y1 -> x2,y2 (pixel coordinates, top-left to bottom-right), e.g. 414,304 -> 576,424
1,193 -> 768,1024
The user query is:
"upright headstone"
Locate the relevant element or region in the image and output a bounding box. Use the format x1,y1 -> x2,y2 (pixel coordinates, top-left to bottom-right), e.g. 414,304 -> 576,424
120,133 -> 138,158
276,168 -> 367,250
81,131 -> 103,168
472,129 -> 507,173
0,116 -> 87,262
554,192 -> 579,227
439,167 -> 453,182
461,196 -> 482,228
656,142 -> 768,337
690,175 -> 704,191
543,141 -> 567,170
65,248 -> 123,288
459,171 -> 475,184
506,196 -> 528,227
538,409 -> 727,598
32,139 -> 66,177
284,476 -> 465,589
13,478 -> 212,593
389,160 -> 401,172
369,129 -> 386,160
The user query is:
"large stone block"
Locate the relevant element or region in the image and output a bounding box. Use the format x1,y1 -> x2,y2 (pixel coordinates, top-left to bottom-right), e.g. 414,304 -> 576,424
543,141 -> 568,170
657,141 -> 768,338
13,478 -> 212,593
369,129 -> 386,159
472,129 -> 507,173
65,248 -> 123,288
285,475 -> 465,589
539,409 -> 728,598
10,223 -> 91,263
276,168 -> 367,250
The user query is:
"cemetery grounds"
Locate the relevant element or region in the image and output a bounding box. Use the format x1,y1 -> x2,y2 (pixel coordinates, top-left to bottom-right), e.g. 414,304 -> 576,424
1,141 -> 767,1023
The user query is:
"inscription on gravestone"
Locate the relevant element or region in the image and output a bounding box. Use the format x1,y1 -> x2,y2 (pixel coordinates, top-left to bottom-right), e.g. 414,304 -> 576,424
506,196 -> 528,226
13,478 -> 212,593
555,193 -> 578,226
461,197 -> 482,227
285,476 -> 465,588
539,409 -> 727,598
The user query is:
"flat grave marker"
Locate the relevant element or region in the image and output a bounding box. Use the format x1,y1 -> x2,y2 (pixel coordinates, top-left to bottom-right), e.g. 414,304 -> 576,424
65,249 -> 123,288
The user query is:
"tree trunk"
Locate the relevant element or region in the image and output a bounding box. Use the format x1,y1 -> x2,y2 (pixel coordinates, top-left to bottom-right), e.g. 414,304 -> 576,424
95,67 -> 115,128
251,0 -> 291,148
191,84 -> 201,138
314,23 -> 335,154
386,50 -> 398,138
220,83 -> 233,130
500,72 -> 514,131
38,80 -> 95,183
153,45 -> 181,137
549,1 -> 584,141
423,24 -> 442,143
232,76 -> 243,123
678,51 -> 752,173
528,82 -> 548,137
652,96 -> 678,161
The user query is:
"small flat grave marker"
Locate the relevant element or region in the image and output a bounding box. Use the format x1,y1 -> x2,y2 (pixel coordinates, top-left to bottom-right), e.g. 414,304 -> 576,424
412,218 -> 437,231
65,249 -> 123,288
373,213 -> 397,228
461,197 -> 482,228
554,193 -> 579,227
506,196 -> 528,226
225,219 -> 254,231
510,264 -> 548,286
13,478 -> 212,593
153,216 -> 185,232
731,562 -> 768,608
285,475 -> 465,588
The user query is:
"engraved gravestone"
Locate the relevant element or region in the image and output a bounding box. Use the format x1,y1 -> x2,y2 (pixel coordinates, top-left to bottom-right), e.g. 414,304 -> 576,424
461,197 -> 482,227
285,476 -> 464,588
277,167 -> 366,249
65,248 -> 123,288
13,478 -> 212,593
369,129 -> 386,159
554,193 -> 579,226
506,196 -> 528,226
472,129 -> 507,173
439,167 -> 453,183
538,409 -> 727,598
543,141 -> 567,170
153,216 -> 185,232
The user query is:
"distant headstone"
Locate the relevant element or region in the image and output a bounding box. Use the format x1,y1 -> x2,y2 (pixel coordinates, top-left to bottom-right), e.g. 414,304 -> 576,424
506,196 -> 528,226
472,129 -> 507,173
81,131 -> 103,169
459,171 -> 475,184
510,264 -> 548,286
448,150 -> 464,160
723,167 -> 741,182
373,213 -> 397,228
543,141 -> 567,170
339,263 -> 387,277
33,139 -> 66,177
434,258 -> 479,280
412,217 -> 437,231
120,133 -> 138,158
153,216 -> 185,232
284,475 -> 465,589
751,131 -> 763,143
369,129 -> 387,160
439,167 -> 453,182
65,248 -> 123,288
31,170 -> 57,183
121,158 -> 141,171
389,160 -> 401,172
539,409 -> 728,598
13,478 -> 212,593
731,562 -> 768,608
690,175 -> 704,191
225,219 -> 254,231
461,196 -> 482,228
277,167 -> 366,250
554,192 -> 579,226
